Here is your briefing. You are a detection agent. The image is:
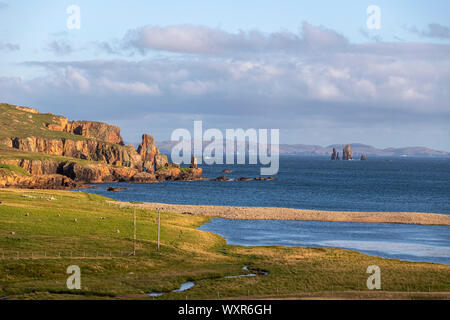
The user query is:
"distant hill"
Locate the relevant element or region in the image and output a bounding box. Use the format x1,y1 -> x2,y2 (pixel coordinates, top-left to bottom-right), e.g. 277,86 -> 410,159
153,140 -> 449,158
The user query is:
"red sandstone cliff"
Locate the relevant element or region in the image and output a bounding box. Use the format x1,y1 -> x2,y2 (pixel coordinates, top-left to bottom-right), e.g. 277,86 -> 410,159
0,103 -> 202,188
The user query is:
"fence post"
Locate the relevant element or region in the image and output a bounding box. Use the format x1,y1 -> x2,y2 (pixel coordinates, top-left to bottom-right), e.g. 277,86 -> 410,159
157,209 -> 161,252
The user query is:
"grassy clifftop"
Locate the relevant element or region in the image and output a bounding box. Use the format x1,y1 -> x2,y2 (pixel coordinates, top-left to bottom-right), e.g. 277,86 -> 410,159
0,103 -> 85,141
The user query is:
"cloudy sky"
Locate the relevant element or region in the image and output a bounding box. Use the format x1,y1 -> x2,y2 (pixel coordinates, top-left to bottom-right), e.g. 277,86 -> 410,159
0,0 -> 449,150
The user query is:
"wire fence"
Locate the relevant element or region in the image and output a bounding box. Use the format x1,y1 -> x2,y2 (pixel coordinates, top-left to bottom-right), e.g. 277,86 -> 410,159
0,250 -> 142,260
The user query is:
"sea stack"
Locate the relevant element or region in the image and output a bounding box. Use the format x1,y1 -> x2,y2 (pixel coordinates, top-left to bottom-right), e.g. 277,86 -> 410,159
360,154 -> 367,160
331,148 -> 340,160
190,154 -> 198,169
342,144 -> 353,160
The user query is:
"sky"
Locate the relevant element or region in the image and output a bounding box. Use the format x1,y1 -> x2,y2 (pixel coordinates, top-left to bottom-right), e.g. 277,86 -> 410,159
0,0 -> 449,150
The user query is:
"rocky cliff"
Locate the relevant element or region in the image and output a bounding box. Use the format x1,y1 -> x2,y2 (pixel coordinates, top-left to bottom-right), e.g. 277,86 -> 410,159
0,103 -> 202,188
62,121 -> 124,145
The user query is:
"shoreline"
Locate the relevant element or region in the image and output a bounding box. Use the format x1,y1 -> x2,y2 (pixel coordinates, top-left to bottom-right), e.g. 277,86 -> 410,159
108,201 -> 450,226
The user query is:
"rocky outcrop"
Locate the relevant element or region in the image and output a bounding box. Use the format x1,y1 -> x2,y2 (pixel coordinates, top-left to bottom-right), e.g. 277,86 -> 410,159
254,176 -> 276,181
190,155 -> 198,169
0,158 -> 139,184
46,118 -> 124,145
155,167 -> 203,181
15,106 -> 39,114
63,121 -> 124,145
0,104 -> 204,188
0,169 -> 79,189
2,136 -> 144,169
360,154 -> 367,160
154,153 -> 168,171
0,159 -> 60,175
342,144 -> 353,160
137,134 -> 158,173
330,148 -> 340,160
212,176 -> 231,181
130,172 -> 157,183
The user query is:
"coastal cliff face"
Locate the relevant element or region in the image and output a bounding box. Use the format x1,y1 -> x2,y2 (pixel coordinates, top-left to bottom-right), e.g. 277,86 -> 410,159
63,121 -> 124,145
0,103 -> 202,188
45,116 -> 124,145
0,168 -> 78,190
2,136 -> 140,167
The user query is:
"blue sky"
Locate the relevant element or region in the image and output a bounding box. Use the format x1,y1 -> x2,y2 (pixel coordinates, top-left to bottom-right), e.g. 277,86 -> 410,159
0,0 -> 449,150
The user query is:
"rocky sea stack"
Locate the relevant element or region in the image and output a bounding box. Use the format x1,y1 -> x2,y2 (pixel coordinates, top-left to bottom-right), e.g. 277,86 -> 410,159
331,144 -> 353,160
342,144 -> 353,160
330,148 -> 340,160
0,103 -> 202,189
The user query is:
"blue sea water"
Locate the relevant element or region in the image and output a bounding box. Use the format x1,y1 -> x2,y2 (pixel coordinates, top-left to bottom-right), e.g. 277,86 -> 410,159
199,219 -> 450,265
82,156 -> 450,214
80,156 -> 450,264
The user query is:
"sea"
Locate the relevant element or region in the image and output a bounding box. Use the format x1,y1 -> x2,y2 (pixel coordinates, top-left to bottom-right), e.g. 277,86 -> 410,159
80,156 -> 450,264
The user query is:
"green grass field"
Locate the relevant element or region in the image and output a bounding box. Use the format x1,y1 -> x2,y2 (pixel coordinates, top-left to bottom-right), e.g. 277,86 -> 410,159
0,103 -> 86,141
0,188 -> 449,300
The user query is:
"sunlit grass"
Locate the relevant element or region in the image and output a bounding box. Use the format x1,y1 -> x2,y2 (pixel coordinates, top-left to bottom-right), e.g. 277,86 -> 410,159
0,188 -> 448,299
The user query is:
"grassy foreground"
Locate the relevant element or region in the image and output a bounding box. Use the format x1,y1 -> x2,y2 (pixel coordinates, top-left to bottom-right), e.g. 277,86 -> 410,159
0,188 -> 449,300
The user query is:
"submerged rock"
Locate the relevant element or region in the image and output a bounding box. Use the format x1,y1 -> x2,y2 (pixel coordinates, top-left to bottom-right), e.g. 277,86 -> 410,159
107,187 -> 122,192
212,176 -> 231,181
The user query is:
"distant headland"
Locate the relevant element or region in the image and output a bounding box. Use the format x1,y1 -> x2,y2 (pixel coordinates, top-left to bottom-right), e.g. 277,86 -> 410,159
0,103 -> 202,189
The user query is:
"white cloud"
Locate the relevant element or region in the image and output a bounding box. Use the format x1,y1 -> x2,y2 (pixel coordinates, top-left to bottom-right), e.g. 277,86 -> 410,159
100,79 -> 161,96
1,22 -> 449,149
122,22 -> 347,56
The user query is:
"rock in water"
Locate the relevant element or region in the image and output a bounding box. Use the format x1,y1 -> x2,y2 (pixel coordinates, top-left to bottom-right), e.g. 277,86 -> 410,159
107,187 -> 122,192
342,144 -> 353,160
190,155 -> 198,169
331,148 -> 339,160
361,154 -> 367,160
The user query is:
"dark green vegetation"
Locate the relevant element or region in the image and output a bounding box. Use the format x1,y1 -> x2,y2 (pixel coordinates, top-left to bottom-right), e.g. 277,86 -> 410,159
0,188 -> 449,300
